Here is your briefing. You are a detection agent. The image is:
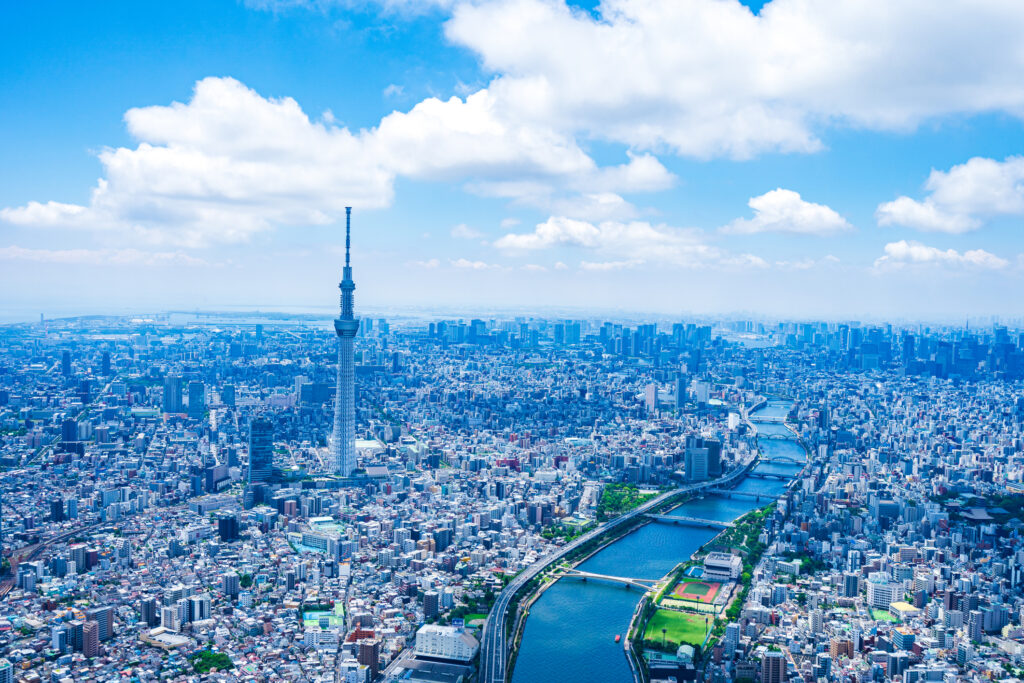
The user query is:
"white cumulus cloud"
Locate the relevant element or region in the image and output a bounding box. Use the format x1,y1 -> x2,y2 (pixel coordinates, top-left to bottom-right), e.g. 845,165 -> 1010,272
14,0 -> 1024,251
495,216 -> 603,250
0,201 -> 89,226
445,0 -> 1024,160
0,77 -> 672,247
874,240 -> 1008,270
876,156 -> 1024,233
496,216 -> 762,269
721,189 -> 852,235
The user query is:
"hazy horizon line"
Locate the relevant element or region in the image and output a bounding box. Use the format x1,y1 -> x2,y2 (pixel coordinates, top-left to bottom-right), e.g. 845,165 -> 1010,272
2,303 -> 1020,330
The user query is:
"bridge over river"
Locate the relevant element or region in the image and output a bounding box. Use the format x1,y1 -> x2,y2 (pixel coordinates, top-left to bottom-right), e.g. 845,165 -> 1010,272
644,514 -> 734,530
706,488 -> 780,502
759,454 -> 805,465
559,569 -> 660,591
745,471 -> 790,481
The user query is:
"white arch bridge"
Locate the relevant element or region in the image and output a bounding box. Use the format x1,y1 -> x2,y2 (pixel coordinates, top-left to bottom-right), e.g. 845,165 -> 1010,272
559,569 -> 661,591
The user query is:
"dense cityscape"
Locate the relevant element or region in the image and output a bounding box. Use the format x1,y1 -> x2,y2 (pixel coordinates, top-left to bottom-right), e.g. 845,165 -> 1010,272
9,0 -> 1024,681
3,227 -> 1024,683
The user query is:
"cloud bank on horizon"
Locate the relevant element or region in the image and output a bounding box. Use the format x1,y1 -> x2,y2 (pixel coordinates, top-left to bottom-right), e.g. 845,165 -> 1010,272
3,0 -> 1024,316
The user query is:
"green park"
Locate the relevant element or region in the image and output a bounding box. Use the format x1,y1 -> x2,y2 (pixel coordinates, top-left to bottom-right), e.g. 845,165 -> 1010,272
643,609 -> 710,650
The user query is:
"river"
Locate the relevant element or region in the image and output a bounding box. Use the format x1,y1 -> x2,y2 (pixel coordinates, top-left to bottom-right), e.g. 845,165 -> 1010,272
509,400 -> 801,683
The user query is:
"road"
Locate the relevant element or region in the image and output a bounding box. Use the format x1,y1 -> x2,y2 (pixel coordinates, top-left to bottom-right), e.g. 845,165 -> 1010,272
478,462 -> 753,683
379,646 -> 414,682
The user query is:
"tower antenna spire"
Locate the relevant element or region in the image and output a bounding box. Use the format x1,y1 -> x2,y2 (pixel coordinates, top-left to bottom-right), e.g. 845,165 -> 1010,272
345,206 -> 351,269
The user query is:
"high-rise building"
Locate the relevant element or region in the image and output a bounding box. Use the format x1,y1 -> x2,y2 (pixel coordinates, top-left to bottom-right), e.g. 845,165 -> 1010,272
424,590 -> 440,619
358,638 -> 382,680
761,651 -> 787,683
189,594 -> 211,622
813,653 -> 832,679
723,622 -> 740,656
218,514 -> 239,542
140,597 -> 159,627
0,658 -> 12,683
332,207 -> 359,477
829,638 -> 854,660
685,447 -> 709,481
248,417 -> 274,483
82,620 -> 99,657
222,572 -> 240,599
161,606 -> 179,631
188,380 -> 205,419
163,375 -> 183,413
61,350 -> 71,377
67,620 -> 84,651
968,609 -> 983,642
50,498 -> 65,522
87,605 -> 114,641
644,383 -> 657,413
842,572 -> 860,597
674,374 -> 688,410
811,609 -> 824,634
101,351 -> 111,375
61,418 -> 78,444
51,626 -> 68,653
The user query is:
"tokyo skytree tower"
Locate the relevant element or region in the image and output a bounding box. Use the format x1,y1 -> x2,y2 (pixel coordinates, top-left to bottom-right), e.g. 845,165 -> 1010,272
331,207 -> 359,477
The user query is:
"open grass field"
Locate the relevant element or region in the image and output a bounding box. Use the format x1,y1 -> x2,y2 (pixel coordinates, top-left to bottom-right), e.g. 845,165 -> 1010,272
871,608 -> 898,623
644,609 -> 710,647
670,577 -> 721,604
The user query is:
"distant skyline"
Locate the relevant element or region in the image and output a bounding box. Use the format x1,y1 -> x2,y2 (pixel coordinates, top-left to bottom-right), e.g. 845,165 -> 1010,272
4,0 -> 1024,320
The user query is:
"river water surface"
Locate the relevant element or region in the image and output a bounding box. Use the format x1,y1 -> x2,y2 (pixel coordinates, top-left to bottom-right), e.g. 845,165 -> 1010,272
510,400 -> 801,683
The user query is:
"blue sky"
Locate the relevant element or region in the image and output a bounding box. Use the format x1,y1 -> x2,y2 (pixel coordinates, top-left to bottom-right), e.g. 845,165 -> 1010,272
3,0 -> 1024,322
